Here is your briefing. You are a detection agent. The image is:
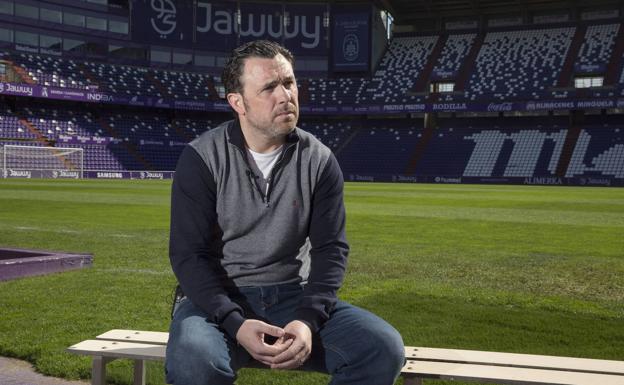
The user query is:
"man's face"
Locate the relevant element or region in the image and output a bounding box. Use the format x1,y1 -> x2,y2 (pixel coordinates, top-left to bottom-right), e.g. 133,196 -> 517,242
236,54 -> 299,139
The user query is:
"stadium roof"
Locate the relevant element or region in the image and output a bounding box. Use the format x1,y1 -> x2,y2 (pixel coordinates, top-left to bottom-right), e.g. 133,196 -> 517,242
332,0 -> 623,26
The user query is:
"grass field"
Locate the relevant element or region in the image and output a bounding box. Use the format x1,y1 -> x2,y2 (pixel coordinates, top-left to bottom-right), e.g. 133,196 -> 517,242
0,179 -> 623,385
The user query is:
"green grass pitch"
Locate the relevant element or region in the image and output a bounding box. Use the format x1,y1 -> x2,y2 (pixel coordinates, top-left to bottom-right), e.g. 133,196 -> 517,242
0,179 -> 622,385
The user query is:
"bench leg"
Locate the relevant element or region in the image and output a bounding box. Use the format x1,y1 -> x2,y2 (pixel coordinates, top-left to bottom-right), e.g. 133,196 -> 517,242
133,359 -> 146,385
91,356 -> 113,385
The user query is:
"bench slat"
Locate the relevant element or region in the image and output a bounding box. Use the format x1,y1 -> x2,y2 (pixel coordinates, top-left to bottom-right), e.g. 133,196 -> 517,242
405,347 -> 624,376
402,360 -> 624,385
67,332 -> 624,385
67,340 -> 165,361
96,329 -> 168,345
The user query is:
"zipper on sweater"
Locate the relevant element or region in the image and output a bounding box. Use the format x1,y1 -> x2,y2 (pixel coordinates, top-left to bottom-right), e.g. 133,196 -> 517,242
265,143 -> 294,207
232,135 -> 296,207
246,169 -> 265,203
234,142 -> 265,203
265,169 -> 276,207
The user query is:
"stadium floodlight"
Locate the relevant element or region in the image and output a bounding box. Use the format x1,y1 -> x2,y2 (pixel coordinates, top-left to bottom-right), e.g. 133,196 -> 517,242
1,145 -> 83,179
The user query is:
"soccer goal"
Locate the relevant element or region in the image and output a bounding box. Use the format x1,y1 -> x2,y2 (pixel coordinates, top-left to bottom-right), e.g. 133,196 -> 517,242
1,145 -> 84,179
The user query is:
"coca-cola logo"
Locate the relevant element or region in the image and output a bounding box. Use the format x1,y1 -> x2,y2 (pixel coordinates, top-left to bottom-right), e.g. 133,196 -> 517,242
487,102 -> 513,112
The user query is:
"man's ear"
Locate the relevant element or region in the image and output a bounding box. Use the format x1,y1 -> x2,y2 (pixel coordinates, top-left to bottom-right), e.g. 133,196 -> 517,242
227,93 -> 245,116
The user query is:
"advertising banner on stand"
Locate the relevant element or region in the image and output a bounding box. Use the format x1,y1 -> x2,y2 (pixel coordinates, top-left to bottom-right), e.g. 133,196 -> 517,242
130,1 -> 328,55
3,81 -> 624,115
331,9 -> 370,72
284,3 -> 328,56
84,171 -> 175,180
196,1 -> 239,51
131,0 -> 193,47
239,2 -> 283,45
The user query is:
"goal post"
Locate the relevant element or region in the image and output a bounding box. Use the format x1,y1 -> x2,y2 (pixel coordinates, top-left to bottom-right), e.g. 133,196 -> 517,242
1,145 -> 84,179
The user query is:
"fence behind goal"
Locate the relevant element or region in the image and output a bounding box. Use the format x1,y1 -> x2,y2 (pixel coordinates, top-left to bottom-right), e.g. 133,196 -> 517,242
1,145 -> 84,179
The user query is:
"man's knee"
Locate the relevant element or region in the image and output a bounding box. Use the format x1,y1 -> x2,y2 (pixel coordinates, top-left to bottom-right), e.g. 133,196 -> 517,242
351,318 -> 402,361
166,315 -> 236,385
375,325 -> 405,372
166,334 -> 236,385
327,317 -> 404,384
329,303 -> 405,372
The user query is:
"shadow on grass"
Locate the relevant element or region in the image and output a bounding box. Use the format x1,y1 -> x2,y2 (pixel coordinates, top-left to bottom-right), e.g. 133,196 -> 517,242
354,288 -> 624,361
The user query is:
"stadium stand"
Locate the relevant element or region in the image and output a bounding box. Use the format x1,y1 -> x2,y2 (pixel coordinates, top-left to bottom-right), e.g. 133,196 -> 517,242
5,52 -> 218,100
2,102 -> 624,184
157,71 -> 221,101
0,23 -> 621,107
565,115 -> 624,179
337,118 -> 422,176
306,77 -> 368,105
465,27 -> 575,101
363,36 -> 438,104
577,24 -> 620,69
20,106 -> 99,140
1,13 -> 623,185
83,61 -> 157,96
61,143 -> 124,171
299,119 -> 356,151
172,116 -> 224,140
1,105 -> 35,140
306,35 -> 442,106
9,53 -> 91,89
302,22 -> 624,105
433,34 -> 477,78
326,113 -> 623,184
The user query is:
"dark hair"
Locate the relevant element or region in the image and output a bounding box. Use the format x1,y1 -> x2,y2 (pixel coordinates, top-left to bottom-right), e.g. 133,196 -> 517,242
221,40 -> 295,95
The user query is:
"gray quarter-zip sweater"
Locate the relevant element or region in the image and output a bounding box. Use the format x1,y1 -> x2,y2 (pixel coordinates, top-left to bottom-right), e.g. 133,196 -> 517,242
169,119 -> 349,338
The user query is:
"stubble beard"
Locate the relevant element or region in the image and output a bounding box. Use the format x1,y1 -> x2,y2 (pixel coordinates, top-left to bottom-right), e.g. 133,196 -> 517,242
243,101 -> 299,140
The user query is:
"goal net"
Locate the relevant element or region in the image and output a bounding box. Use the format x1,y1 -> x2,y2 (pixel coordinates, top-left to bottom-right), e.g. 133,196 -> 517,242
1,145 -> 84,179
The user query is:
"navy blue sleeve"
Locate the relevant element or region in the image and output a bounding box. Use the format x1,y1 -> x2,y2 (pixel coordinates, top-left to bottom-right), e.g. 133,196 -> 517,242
295,153 -> 349,332
169,145 -> 245,339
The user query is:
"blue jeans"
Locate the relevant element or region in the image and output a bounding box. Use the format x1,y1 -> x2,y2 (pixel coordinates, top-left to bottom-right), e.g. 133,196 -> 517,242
165,283 -> 405,385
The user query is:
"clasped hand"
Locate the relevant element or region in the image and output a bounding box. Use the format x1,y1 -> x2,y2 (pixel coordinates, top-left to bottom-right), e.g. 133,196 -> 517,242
235,319 -> 312,369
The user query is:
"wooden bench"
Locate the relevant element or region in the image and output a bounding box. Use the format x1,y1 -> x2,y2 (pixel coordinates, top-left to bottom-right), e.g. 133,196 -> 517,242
68,329 -> 624,385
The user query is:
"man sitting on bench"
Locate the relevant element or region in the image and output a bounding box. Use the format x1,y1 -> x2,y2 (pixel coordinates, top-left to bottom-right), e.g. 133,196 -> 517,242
166,39 -> 405,385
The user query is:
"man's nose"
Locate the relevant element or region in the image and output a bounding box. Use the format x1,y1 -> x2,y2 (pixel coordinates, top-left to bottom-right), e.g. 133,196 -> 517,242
276,84 -> 292,103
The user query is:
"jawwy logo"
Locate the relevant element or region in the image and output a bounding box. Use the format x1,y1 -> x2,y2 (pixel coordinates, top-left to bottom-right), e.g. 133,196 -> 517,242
150,0 -> 177,37
343,34 -> 359,62
0,83 -> 4,93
